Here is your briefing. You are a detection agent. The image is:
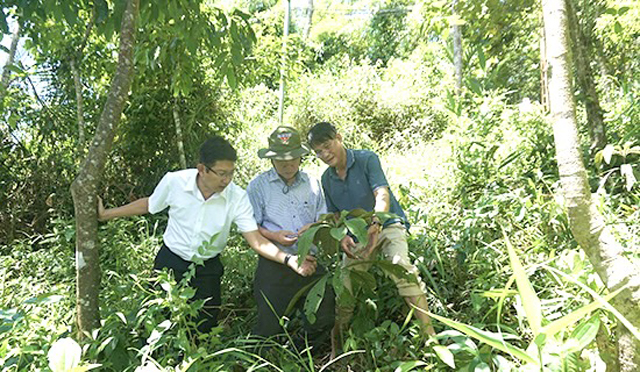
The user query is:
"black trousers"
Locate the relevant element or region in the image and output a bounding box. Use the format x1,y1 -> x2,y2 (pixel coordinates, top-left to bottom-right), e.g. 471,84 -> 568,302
153,245 -> 223,333
253,256 -> 335,349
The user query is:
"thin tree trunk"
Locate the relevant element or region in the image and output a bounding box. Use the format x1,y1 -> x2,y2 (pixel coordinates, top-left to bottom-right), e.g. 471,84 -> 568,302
541,1 -> 640,371
278,0 -> 291,124
303,0 -> 313,39
540,27 -> 549,112
71,59 -> 86,152
0,21 -> 21,110
70,0 -> 139,337
72,17 -> 95,156
452,0 -> 462,97
566,0 -> 606,151
172,98 -> 187,169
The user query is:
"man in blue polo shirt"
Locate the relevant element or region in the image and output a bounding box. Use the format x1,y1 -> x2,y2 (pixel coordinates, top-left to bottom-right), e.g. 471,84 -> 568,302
247,126 -> 335,352
307,122 -> 435,345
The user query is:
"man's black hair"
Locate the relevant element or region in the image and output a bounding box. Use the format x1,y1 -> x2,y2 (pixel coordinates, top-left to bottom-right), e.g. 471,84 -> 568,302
199,136 -> 237,166
307,122 -> 337,147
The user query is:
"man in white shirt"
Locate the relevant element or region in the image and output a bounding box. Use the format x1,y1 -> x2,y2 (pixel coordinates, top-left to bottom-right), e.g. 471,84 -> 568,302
98,136 -> 316,333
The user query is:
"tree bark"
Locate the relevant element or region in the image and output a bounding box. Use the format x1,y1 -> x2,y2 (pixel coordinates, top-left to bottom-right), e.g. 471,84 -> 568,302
540,27 -> 549,112
71,59 -> 86,153
172,98 -> 187,169
70,0 -> 139,336
0,21 -> 21,111
541,1 -> 640,370
452,0 -> 462,97
277,0 -> 291,124
566,0 -> 606,151
72,17 -> 95,157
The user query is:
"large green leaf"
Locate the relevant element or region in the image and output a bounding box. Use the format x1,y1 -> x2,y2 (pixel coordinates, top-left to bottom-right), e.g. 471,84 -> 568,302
345,218 -> 368,247
428,313 -> 538,365
304,274 -> 329,324
297,224 -> 324,265
433,345 -> 455,368
503,229 -> 542,335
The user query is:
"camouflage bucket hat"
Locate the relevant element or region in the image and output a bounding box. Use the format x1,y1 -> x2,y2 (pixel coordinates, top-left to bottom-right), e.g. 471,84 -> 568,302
258,126 -> 310,160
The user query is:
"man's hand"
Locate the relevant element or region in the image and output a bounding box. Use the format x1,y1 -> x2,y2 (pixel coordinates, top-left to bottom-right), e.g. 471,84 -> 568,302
287,255 -> 317,276
359,223 -> 382,260
340,235 -> 358,259
274,230 -> 298,246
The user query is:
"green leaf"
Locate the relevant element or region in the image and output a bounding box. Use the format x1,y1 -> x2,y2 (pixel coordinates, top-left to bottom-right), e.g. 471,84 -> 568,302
562,315 -> 600,354
393,360 -> 428,372
618,6 -> 630,15
503,228 -> 542,335
285,278 -> 320,315
225,67 -> 237,89
95,0 -> 109,24
304,274 -> 329,324
428,312 -> 538,365
375,260 -> 417,284
604,8 -> 617,15
433,345 -> 455,368
541,286 -> 624,338
330,226 -> 347,241
349,269 -> 377,293
314,226 -> 338,254
62,3 -> 78,26
477,46 -> 486,71
344,218 -> 368,246
614,21 -> 623,34
297,224 -> 323,265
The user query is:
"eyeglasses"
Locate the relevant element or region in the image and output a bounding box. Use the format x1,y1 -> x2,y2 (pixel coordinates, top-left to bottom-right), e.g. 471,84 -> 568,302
205,165 -> 235,179
313,142 -> 333,157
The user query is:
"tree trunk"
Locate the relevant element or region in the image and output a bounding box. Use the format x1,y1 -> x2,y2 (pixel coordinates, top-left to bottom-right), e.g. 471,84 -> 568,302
303,0 -> 313,39
70,0 -> 139,336
71,59 -> 86,154
452,0 -> 462,97
0,21 -> 21,111
541,1 -> 640,371
566,0 -> 607,151
277,0 -> 291,124
172,98 -> 187,169
72,17 -> 95,157
540,27 -> 549,112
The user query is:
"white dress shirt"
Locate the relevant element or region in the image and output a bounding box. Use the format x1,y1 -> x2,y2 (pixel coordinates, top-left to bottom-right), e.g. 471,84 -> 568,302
148,169 -> 258,261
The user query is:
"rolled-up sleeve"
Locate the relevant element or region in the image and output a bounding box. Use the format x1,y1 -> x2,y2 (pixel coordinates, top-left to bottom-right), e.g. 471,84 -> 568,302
148,173 -> 172,214
233,191 -> 259,233
365,153 -> 389,192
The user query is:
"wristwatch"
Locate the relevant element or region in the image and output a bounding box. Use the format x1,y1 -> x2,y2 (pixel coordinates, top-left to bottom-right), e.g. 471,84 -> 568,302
284,253 -> 293,266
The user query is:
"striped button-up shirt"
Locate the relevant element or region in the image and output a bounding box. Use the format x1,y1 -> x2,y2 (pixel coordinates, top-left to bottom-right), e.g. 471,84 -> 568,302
247,168 -> 326,255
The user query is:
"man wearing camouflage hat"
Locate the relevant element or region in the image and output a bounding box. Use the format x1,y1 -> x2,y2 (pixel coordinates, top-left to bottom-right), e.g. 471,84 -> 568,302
247,126 -> 335,351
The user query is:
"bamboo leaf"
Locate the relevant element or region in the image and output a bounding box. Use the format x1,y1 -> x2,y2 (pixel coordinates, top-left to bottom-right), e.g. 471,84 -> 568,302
540,277 -> 625,338
433,345 -> 455,368
502,229 -> 542,335
428,312 -> 538,365
562,315 -> 600,354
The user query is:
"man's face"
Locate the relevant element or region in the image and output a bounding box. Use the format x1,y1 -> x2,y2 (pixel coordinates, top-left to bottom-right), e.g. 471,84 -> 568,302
199,160 -> 235,193
311,137 -> 343,167
273,157 -> 301,181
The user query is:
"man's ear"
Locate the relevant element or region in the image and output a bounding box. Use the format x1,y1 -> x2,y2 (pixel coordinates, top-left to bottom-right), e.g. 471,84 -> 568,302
335,133 -> 343,143
197,163 -> 206,175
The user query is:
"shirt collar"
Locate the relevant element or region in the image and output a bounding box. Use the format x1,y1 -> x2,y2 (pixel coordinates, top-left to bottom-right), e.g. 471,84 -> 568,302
184,169 -> 231,200
329,149 -> 355,179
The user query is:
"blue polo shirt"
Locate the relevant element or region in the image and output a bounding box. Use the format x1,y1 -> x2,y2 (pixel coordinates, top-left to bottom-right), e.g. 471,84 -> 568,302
321,149 -> 409,229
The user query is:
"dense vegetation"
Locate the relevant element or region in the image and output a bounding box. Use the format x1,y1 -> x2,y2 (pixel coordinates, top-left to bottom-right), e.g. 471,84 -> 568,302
0,0 -> 638,371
